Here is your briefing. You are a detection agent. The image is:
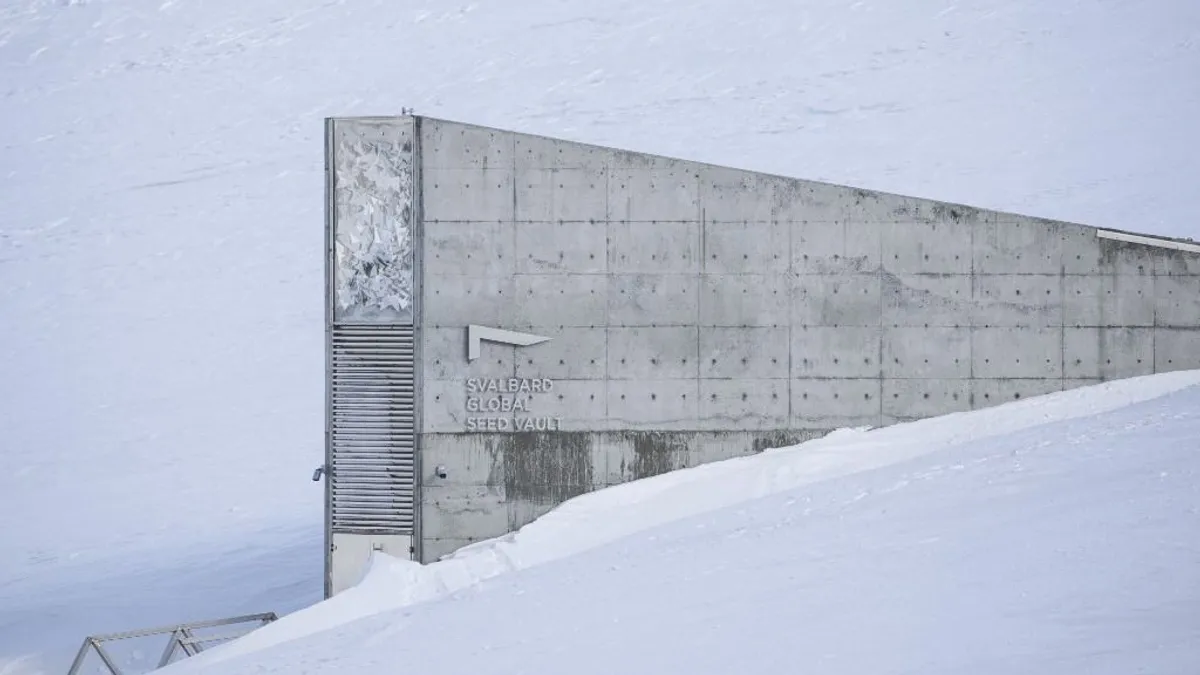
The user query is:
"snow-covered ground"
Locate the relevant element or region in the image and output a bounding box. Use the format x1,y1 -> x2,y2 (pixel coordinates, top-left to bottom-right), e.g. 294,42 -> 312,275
146,373 -> 1200,675
3,0 -> 1199,672
0,525 -> 320,675
15,373 -> 1200,673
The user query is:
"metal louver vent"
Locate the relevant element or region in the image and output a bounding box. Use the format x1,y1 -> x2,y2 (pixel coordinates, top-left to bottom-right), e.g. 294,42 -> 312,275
329,324 -> 416,534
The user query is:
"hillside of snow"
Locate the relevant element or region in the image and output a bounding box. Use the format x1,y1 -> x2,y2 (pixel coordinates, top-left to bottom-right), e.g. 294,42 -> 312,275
2,0 -> 1199,672
156,374 -> 1200,675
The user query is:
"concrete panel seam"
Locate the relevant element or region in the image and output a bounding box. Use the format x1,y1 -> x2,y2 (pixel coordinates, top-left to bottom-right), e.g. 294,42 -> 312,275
1057,253 -> 1065,388
604,163 -> 612,421
788,218 -> 795,421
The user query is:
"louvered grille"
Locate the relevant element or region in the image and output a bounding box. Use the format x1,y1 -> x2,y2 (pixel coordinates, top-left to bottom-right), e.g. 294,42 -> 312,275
329,324 -> 416,534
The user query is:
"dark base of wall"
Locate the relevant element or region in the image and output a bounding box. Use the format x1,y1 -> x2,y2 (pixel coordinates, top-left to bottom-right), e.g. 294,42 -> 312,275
417,428 -> 830,562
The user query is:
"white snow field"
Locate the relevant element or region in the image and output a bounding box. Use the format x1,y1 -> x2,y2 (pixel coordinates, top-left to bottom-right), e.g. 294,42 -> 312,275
145,373 -> 1200,675
2,0 -> 1199,672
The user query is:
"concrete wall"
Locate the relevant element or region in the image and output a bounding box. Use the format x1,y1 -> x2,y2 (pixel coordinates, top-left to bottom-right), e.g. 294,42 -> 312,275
410,116 -> 1200,562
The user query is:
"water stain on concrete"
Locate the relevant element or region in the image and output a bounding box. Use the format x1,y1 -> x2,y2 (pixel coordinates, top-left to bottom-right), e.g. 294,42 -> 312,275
500,432 -> 593,504
620,431 -> 690,479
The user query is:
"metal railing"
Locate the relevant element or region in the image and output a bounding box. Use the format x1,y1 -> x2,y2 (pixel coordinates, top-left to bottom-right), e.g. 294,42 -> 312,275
66,612 -> 278,675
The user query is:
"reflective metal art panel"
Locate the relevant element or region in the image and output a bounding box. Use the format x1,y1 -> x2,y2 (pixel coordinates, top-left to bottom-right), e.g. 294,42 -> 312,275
332,119 -> 415,324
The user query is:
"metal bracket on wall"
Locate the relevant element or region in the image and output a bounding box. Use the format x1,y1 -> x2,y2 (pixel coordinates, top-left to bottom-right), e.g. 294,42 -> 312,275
65,613 -> 278,675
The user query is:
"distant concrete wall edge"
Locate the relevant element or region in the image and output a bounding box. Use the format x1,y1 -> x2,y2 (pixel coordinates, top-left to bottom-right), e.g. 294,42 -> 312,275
1097,229 -> 1200,254
330,112 -> 1192,245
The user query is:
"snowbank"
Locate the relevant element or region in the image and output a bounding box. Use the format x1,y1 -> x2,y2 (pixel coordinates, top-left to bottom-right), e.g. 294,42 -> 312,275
164,374 -> 1200,674
177,371 -> 1200,669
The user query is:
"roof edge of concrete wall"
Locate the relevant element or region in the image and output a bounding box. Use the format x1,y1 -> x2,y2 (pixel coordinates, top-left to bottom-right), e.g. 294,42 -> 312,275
1096,228 -> 1200,253
326,113 -> 1197,249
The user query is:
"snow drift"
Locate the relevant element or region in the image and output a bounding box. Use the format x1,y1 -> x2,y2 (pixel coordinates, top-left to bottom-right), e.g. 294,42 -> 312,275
165,371 -> 1200,673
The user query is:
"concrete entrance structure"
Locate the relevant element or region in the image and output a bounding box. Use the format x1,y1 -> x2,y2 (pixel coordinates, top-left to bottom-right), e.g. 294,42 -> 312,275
323,114 -> 1200,596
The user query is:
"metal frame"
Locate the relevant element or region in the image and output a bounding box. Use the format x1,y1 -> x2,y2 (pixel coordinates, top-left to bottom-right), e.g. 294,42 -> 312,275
66,613 -> 277,675
323,116 -> 337,599
322,115 -> 424,595
410,114 -> 426,564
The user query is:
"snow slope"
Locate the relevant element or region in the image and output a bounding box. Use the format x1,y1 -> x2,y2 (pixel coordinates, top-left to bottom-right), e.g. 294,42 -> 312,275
161,375 -> 1200,675
0,525 -> 321,675
2,0 -> 1199,671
